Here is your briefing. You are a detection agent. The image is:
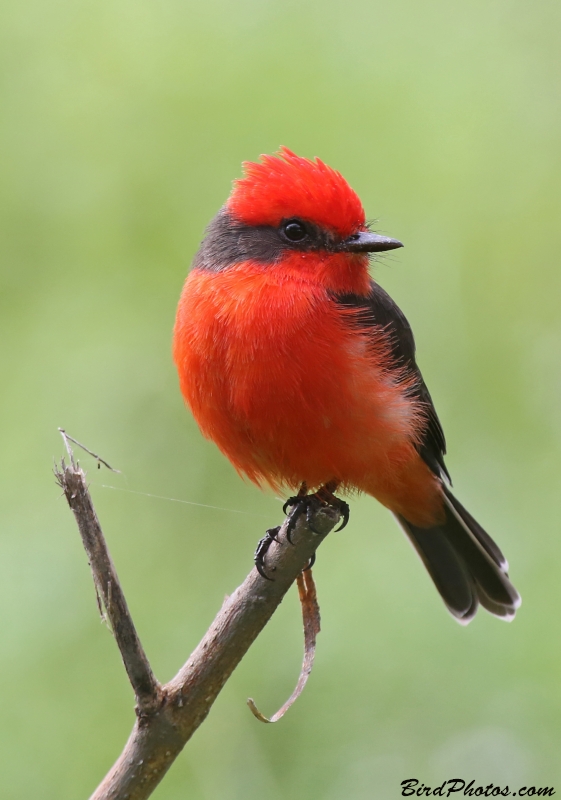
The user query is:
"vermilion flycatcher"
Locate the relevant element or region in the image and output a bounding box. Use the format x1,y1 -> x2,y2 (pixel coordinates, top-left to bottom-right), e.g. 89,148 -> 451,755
173,148 -> 520,624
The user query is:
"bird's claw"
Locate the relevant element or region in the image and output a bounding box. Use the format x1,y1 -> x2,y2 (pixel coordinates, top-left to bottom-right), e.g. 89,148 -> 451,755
285,495 -> 323,543
304,552 -> 316,571
255,487 -> 350,579
334,500 -> 350,531
254,526 -> 280,581
282,495 -> 300,515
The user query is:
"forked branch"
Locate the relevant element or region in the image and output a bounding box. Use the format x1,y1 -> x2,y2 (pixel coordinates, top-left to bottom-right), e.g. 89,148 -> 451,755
55,436 -> 340,800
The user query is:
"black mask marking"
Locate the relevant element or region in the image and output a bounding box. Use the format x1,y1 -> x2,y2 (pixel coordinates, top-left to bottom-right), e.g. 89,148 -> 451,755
193,208 -> 340,271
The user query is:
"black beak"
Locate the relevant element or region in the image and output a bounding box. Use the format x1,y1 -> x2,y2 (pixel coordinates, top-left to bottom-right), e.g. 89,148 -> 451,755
339,230 -> 404,253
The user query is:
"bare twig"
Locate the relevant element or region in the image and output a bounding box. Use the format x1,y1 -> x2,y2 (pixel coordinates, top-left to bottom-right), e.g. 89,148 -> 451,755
55,436 -> 340,800
59,428 -> 121,472
247,567 -> 321,722
55,452 -> 161,714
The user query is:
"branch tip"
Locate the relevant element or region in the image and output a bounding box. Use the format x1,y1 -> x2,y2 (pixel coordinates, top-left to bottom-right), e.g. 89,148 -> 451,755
58,428 -> 120,472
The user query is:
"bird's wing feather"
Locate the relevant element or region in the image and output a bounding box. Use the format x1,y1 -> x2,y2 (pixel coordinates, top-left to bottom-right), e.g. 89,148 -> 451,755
333,279 -> 449,480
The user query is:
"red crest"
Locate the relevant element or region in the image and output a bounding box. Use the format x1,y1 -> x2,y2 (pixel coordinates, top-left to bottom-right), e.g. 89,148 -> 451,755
227,147 -> 365,238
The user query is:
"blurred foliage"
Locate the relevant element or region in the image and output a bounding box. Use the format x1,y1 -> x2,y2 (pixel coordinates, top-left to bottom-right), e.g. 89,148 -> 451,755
1,0 -> 560,796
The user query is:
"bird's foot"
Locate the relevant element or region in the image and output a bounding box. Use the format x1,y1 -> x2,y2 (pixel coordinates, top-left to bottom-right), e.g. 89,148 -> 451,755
314,483 -> 350,532
254,482 -> 349,580
254,522 -> 316,580
284,481 -> 350,537
254,526 -> 281,581
282,494 -> 324,543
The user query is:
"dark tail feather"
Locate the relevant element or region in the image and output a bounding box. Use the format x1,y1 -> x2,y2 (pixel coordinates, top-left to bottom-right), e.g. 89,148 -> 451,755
396,491 -> 521,624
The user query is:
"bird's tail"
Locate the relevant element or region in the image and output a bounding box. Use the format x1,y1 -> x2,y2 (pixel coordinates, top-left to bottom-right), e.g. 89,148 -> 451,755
396,486 -> 521,624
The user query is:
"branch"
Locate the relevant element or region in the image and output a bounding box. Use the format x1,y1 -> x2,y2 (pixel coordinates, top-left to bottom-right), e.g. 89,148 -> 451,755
55,439 -> 340,800
55,443 -> 161,713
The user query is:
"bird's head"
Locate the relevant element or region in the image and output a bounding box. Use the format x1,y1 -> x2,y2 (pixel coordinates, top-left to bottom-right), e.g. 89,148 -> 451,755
194,148 -> 403,292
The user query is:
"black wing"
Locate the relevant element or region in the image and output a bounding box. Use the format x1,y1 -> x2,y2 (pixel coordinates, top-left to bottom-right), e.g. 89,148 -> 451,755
334,281 -> 523,624
334,279 -> 450,481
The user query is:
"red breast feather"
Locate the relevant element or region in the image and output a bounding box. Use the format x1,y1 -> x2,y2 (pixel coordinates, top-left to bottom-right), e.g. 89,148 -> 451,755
173,261 -> 438,523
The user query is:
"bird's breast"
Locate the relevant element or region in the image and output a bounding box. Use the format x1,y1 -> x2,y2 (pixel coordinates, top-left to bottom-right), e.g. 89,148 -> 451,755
173,264 -> 423,493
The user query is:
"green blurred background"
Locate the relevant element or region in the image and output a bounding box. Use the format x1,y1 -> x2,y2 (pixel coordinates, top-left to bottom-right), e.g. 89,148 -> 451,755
1,0 -> 560,796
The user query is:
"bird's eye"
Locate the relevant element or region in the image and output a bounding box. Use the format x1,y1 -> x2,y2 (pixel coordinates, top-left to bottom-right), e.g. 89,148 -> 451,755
282,219 -> 307,242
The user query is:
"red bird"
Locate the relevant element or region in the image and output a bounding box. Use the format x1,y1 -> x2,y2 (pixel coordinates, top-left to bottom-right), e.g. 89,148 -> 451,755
173,147 -> 520,624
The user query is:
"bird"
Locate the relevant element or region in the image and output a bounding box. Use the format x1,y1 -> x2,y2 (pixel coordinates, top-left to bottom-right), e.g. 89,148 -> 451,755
173,147 -> 520,624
